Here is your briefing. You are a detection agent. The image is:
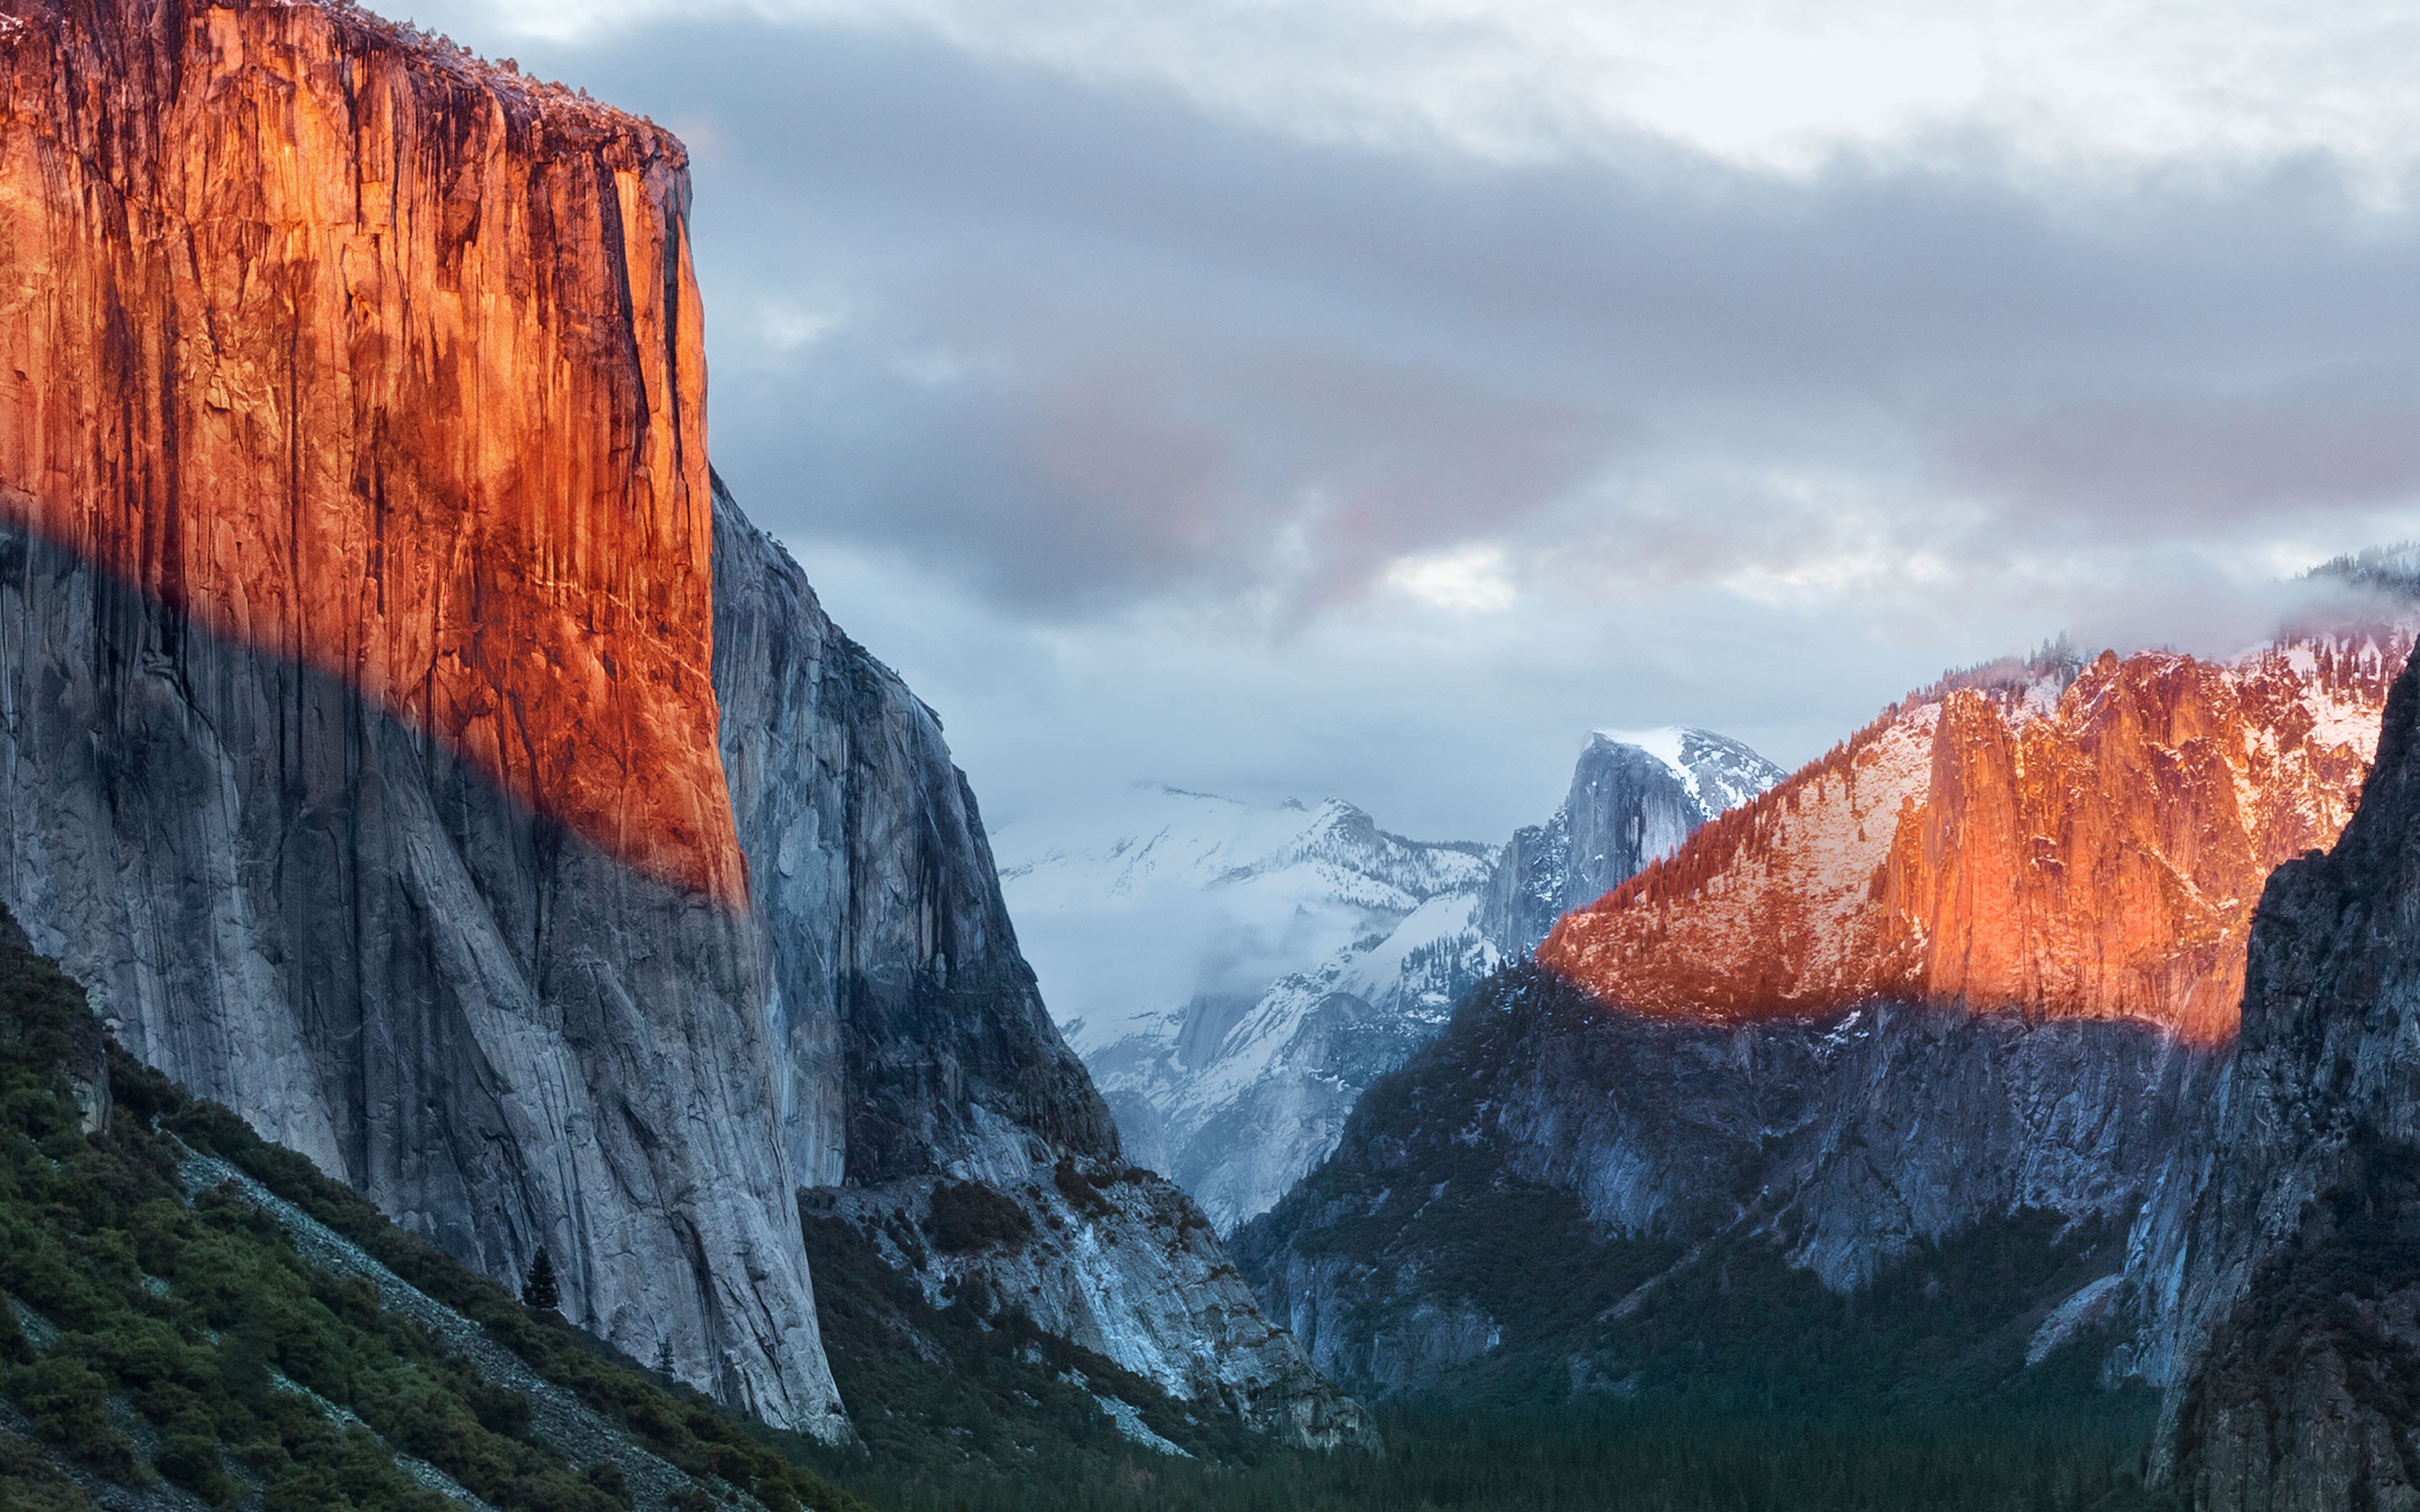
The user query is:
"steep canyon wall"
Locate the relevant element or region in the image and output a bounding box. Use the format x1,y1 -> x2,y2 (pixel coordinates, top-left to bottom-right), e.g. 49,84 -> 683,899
715,492 -> 1370,1446
0,0 -> 841,1434
2144,646 -> 2420,1504
0,0 -> 1362,1450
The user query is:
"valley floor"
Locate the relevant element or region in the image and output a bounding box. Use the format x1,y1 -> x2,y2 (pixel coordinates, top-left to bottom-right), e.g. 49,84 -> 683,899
814,1399 -> 2171,1512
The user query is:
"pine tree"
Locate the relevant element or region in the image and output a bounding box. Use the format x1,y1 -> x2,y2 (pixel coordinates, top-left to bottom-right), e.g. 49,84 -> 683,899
520,1247 -> 560,1313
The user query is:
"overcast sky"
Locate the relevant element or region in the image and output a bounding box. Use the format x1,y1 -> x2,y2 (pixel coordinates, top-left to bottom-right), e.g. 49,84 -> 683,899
424,0 -> 2420,843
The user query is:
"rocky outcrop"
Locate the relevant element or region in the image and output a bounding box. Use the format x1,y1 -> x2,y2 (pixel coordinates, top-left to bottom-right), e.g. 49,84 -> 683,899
713,492 -> 1374,1448
1544,639 -> 2405,1043
0,0 -> 835,1435
1483,728 -> 1784,955
2146,640 -> 2420,1505
1235,965 -> 2212,1398
806,1163 -> 1375,1451
713,481 -> 1114,1191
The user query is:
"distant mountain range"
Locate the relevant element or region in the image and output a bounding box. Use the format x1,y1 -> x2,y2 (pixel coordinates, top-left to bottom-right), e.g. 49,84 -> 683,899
997,729 -> 1786,1231
1233,624 -> 2417,1434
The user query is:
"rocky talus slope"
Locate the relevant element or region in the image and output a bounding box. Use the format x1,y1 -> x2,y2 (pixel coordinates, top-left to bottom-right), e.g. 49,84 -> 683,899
1240,635 -> 2409,1404
2144,642 -> 2420,1506
0,0 -> 1361,1452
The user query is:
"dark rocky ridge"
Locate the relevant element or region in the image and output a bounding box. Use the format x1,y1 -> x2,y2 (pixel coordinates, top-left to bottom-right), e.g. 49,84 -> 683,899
713,487 -> 1371,1447
2144,633 -> 2420,1505
1235,965 -> 2213,1399
713,479 -> 1116,1189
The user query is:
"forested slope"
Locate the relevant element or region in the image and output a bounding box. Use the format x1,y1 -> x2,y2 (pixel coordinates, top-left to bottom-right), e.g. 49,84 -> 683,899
0,905 -> 870,1512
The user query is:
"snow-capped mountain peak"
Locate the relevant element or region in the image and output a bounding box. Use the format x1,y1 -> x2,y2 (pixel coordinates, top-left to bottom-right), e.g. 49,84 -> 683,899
1592,726 -> 1787,819
996,727 -> 1783,1233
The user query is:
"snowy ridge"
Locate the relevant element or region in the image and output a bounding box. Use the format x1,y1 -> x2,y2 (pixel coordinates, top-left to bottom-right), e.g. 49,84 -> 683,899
1483,728 -> 1787,957
1001,788 -> 1486,915
1593,727 -> 1788,818
998,728 -> 1781,1232
997,786 -> 1497,1230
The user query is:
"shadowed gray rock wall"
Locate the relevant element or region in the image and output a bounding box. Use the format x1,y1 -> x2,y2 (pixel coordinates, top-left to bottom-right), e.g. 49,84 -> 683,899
0,521 -> 843,1436
711,486 -> 1372,1448
1238,965 -> 2212,1398
2144,643 -> 2420,1506
712,479 -> 1118,1187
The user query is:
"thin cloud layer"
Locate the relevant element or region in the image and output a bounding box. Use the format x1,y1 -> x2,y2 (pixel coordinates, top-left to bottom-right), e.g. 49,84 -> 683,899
458,0 -> 2420,185
1948,389 -> 2420,526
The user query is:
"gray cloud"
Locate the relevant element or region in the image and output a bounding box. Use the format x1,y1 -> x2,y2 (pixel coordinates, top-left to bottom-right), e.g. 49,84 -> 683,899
485,17 -> 2420,606
1944,386 -> 2420,525
408,4 -> 2420,840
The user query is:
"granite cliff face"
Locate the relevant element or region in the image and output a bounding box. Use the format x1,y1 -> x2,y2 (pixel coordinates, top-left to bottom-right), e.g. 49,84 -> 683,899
1544,639 -> 2404,1043
0,0 -> 834,1434
0,0 -> 1362,1452
2141,643 -> 2420,1506
713,482 -> 1114,1191
0,0 -> 739,902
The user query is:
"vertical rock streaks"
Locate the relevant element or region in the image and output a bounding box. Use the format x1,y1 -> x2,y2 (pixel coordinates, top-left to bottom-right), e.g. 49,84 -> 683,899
1543,639 -> 2407,1043
711,480 -> 1118,1190
713,486 -> 1372,1449
0,0 -> 740,900
0,0 -> 842,1436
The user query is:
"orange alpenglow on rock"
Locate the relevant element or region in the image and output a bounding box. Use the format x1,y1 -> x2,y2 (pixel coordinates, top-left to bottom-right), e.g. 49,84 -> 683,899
0,0 -> 744,902
1539,635 -> 2414,1044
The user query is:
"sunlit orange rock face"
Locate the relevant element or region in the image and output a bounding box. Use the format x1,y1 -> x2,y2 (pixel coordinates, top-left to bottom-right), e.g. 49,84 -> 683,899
1539,636 -> 2413,1044
0,0 -> 740,900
